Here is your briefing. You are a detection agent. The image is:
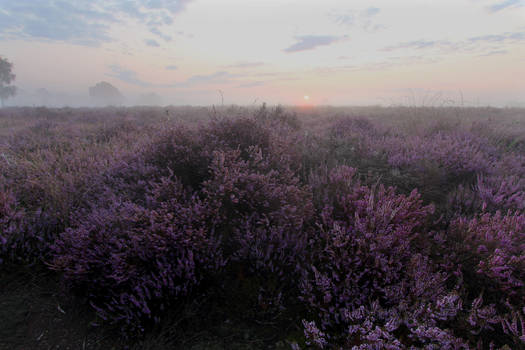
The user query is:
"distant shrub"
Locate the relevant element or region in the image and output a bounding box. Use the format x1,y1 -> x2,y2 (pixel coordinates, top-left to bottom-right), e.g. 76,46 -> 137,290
383,131 -> 495,177
254,103 -> 302,130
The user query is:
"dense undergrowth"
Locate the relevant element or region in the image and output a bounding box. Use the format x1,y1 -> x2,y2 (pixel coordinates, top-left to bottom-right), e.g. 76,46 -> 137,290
0,105 -> 524,349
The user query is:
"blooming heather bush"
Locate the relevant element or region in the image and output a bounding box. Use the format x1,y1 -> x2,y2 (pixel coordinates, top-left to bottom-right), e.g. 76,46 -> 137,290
144,126 -> 212,189
301,166 -> 456,346
101,152 -> 159,205
382,130 -> 495,177
52,117 -> 311,332
476,175 -> 525,212
52,176 -> 224,334
205,117 -> 272,160
326,116 -> 525,218
0,143 -> 150,268
448,211 -> 525,302
300,165 -> 524,348
500,305 -> 525,345
202,147 -> 313,315
145,116 -> 303,191
204,115 -> 304,175
327,118 -> 384,163
0,187 -> 64,266
327,118 -> 497,179
254,103 -> 302,130
0,188 -> 24,265
447,175 -> 525,216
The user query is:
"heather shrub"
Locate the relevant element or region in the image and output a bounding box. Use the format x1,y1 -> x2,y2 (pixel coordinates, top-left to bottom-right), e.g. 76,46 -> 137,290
144,126 -> 212,189
0,182 -> 68,267
382,130 -> 494,177
476,175 -> 525,212
448,211 -> 525,303
102,151 -> 160,205
254,103 -> 302,130
0,148 -> 124,267
144,116 -> 302,189
205,117 -> 271,160
52,116 -> 312,333
447,175 -> 525,217
327,118 -> 383,163
324,119 -> 475,211
299,167 -> 523,348
51,176 -> 224,334
205,115 -> 304,174
323,117 -> 525,218
301,166 -> 453,347
202,147 -> 313,317
0,188 -> 24,265
404,211 -> 525,349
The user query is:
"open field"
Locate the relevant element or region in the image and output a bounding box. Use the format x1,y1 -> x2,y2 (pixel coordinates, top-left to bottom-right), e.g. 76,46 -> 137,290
1,105 -> 524,349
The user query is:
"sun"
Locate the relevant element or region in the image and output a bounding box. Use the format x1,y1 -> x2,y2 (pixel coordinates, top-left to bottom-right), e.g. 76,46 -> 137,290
303,95 -> 310,100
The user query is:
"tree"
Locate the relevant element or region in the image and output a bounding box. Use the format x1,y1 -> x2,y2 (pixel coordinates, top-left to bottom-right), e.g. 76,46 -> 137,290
0,56 -> 17,107
89,81 -> 124,106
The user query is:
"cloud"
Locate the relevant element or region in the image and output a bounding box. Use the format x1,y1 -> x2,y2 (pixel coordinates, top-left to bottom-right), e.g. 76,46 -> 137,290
145,39 -> 160,47
225,62 -> 265,68
236,81 -> 265,88
383,31 -> 525,53
172,71 -> 237,88
150,27 -> 172,41
0,0 -> 115,46
478,49 -> 508,56
363,7 -> 380,17
487,0 -> 524,12
332,7 -> 384,33
284,35 -> 344,53
468,31 -> 525,43
0,0 -> 193,46
108,0 -> 194,23
106,67 -> 239,89
383,40 -> 448,51
106,64 -> 153,87
313,55 -> 440,74
335,13 -> 355,25
166,65 -> 178,70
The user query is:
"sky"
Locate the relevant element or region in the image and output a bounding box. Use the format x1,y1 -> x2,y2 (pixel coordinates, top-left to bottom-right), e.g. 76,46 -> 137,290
0,0 -> 524,107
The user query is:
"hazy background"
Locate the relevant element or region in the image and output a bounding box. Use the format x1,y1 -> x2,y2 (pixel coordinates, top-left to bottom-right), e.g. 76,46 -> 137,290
0,0 -> 524,107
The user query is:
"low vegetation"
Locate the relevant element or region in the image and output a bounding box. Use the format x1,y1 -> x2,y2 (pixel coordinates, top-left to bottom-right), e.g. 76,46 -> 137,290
1,105 -> 524,349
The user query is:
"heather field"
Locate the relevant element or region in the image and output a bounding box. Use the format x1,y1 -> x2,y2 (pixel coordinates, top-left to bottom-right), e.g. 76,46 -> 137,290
1,105 -> 524,350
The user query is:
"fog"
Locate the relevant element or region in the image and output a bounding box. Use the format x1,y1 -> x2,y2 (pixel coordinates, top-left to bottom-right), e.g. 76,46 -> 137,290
6,88 -> 525,109
6,88 -> 162,108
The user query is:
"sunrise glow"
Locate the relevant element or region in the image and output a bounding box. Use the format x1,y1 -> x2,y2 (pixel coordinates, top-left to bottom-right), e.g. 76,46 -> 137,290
0,0 -> 524,106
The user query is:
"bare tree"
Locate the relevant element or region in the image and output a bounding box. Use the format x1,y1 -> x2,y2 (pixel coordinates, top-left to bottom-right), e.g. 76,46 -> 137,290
0,56 -> 17,107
